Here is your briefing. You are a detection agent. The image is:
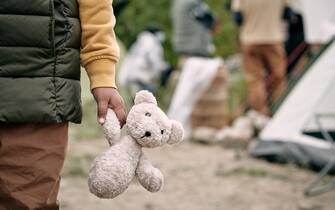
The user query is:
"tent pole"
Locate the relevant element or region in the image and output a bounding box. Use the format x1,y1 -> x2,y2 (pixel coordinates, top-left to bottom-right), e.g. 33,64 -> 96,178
304,114 -> 335,197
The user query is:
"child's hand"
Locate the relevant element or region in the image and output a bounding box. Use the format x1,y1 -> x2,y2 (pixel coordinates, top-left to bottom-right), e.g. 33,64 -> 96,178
92,87 -> 126,126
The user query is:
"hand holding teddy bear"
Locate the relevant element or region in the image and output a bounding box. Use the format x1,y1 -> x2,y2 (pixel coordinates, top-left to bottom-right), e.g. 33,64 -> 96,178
88,90 -> 184,199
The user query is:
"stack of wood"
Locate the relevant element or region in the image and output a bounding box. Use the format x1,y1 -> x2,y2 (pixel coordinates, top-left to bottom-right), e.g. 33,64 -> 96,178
191,65 -> 229,129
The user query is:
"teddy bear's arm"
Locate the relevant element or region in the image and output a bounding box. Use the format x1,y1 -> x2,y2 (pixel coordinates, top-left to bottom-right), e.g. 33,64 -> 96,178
103,109 -> 121,146
136,152 -> 164,192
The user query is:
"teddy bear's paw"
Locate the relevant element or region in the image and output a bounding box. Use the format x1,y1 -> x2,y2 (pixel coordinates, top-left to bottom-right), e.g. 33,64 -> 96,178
138,168 -> 164,192
88,178 -> 125,199
88,167 -> 132,199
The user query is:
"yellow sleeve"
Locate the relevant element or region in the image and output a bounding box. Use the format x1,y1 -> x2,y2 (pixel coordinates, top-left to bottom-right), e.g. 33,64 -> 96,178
78,0 -> 120,90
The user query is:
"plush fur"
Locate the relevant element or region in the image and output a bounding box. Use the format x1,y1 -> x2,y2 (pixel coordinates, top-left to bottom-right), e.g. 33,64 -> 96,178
88,90 -> 184,199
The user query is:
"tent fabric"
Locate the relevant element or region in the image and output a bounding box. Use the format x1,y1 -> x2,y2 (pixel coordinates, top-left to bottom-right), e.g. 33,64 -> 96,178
261,38 -> 335,145
251,38 -> 335,171
251,140 -> 335,174
295,0 -> 335,44
168,57 -> 223,138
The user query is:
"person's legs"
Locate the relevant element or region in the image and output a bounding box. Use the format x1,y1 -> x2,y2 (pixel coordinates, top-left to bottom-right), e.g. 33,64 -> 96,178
242,44 -> 270,115
262,43 -> 287,103
0,123 -> 68,210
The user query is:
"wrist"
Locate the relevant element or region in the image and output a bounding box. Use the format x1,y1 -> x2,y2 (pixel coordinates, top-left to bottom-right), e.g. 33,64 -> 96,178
85,59 -> 117,90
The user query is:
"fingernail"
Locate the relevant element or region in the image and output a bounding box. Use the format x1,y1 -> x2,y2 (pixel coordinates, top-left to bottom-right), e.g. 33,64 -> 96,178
99,118 -> 105,124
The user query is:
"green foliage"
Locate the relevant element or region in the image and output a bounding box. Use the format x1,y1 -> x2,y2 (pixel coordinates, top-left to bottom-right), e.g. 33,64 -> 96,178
208,0 -> 238,57
228,69 -> 247,118
115,0 -> 238,66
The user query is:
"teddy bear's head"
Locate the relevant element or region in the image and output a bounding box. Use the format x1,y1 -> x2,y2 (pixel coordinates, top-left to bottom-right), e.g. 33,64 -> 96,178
126,90 -> 184,148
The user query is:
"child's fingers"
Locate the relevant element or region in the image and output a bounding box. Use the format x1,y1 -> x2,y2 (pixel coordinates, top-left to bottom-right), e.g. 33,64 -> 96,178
109,97 -> 127,127
112,105 -> 127,127
97,99 -> 108,124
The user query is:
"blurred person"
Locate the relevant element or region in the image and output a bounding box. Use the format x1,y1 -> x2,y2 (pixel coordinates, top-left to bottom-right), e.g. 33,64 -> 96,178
231,0 -> 293,115
118,27 -> 172,97
284,3 -> 307,75
171,0 -> 219,63
0,0 -> 126,209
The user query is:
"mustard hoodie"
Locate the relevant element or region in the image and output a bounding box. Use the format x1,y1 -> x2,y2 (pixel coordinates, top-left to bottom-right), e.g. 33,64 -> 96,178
79,0 -> 120,90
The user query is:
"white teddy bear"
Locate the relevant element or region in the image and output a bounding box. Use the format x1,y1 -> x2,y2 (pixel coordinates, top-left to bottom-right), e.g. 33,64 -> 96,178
88,90 -> 184,199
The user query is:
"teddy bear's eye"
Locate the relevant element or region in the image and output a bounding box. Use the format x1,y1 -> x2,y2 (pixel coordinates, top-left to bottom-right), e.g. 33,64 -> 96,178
145,112 -> 151,117
161,130 -> 164,134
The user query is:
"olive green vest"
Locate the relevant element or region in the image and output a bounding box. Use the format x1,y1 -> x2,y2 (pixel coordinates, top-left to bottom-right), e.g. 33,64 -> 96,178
0,0 -> 82,123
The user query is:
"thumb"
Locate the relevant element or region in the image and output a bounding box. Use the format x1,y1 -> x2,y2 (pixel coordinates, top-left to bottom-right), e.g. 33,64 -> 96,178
97,99 -> 108,124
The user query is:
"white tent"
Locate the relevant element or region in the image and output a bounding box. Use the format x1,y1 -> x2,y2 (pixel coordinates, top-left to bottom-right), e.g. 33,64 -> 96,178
251,38 -> 335,172
288,0 -> 335,44
298,0 -> 335,44
251,0 -> 335,172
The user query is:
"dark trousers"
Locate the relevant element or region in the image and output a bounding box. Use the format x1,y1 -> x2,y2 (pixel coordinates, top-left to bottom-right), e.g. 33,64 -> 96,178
0,123 -> 68,210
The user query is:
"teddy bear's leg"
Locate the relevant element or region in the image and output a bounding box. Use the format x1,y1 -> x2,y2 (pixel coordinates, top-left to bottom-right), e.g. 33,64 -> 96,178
103,109 -> 121,146
136,152 -> 164,192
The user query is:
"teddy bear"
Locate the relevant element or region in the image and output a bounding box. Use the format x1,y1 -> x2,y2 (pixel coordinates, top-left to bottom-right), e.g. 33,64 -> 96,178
88,90 -> 184,199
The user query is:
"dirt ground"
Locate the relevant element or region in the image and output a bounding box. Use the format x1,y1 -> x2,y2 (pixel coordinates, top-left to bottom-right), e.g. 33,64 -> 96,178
59,139 -> 335,210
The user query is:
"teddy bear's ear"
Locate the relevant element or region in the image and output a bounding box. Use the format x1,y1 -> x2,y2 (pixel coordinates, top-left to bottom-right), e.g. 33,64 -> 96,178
167,120 -> 184,145
134,90 -> 157,105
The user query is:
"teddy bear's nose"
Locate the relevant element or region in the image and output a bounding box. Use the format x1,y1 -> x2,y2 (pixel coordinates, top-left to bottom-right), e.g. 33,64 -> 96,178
145,131 -> 151,137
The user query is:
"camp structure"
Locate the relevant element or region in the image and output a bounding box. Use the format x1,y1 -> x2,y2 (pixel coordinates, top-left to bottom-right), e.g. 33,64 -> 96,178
251,37 -> 335,172
251,0 -> 335,172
